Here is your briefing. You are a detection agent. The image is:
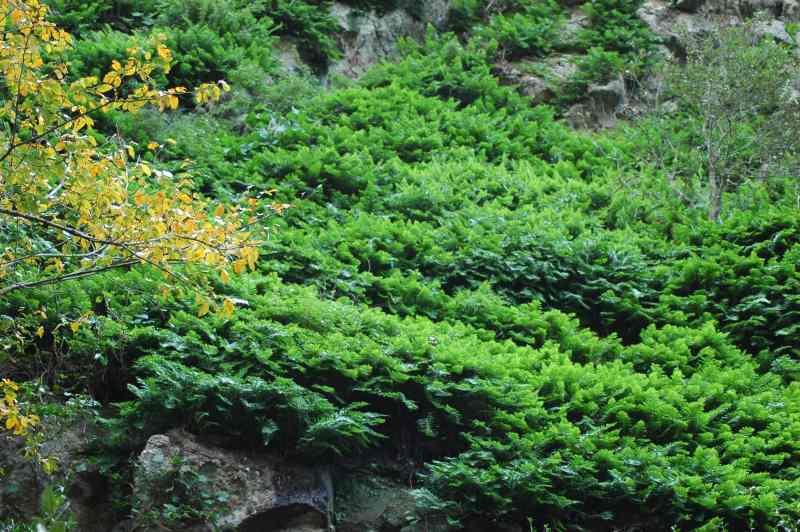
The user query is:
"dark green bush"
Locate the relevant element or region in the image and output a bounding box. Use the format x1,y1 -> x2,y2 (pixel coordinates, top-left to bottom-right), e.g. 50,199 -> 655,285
478,3 -> 565,59
42,275 -> 800,529
578,0 -> 655,56
8,5 -> 800,531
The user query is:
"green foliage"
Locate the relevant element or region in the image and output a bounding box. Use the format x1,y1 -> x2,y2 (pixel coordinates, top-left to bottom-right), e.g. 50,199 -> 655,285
362,32 -> 507,107
44,0 -> 160,34
122,355 -> 386,456
43,0 -> 111,34
132,454 -> 228,529
66,11 -> 277,92
22,273 -> 800,529
64,29 -> 143,81
0,486 -> 77,532
633,22 -> 800,221
6,3 -> 800,531
579,0 -> 655,56
561,47 -> 626,103
477,3 -> 566,59
266,0 -> 342,67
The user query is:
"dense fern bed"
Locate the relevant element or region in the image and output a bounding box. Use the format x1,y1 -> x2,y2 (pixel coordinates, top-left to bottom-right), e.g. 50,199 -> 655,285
3,0 -> 800,530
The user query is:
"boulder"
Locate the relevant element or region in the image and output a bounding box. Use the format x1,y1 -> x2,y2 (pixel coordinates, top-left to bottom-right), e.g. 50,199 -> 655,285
493,61 -> 553,103
637,0 -> 731,57
785,0 -> 800,20
327,3 -> 425,79
335,473 -> 418,532
588,76 -> 627,111
275,37 -> 307,75
133,431 -> 334,532
401,0 -> 453,29
565,75 -> 628,129
753,18 -> 793,43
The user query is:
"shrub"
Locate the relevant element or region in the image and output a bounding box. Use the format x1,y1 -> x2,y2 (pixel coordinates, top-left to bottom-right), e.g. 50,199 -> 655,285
478,3 -> 565,59
578,0 -> 655,55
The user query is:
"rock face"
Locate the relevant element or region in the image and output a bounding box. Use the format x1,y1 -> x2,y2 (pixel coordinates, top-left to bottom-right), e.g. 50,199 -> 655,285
274,1 -> 451,79
638,0 -> 797,56
0,416 -> 117,532
133,431 -> 334,531
403,0 -> 453,29
327,3 -> 422,79
335,472 -> 418,532
275,37 -> 308,76
566,75 -> 629,129
671,0 -> 798,18
752,18 -> 794,42
326,1 -> 453,79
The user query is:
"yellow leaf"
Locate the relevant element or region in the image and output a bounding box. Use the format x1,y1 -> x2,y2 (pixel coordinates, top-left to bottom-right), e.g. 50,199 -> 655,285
141,163 -> 152,176
35,326 -> 44,338
156,44 -> 172,62
6,417 -> 16,430
70,322 -> 80,333
222,298 -> 235,318
233,259 -> 246,275
147,142 -> 159,150
127,145 -> 135,158
220,269 -> 230,284
214,204 -> 225,217
198,301 -> 210,317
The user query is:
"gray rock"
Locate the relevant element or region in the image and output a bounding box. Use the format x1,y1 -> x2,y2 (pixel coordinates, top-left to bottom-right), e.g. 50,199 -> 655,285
785,0 -> 800,20
562,8 -> 590,42
133,430 -> 334,532
565,76 -> 628,129
493,61 -> 554,103
546,54 -> 580,82
275,37 -> 307,75
753,18 -> 793,43
335,473 -> 417,532
673,0 -> 706,12
518,75 -> 552,103
327,3 -> 425,79
588,76 -> 627,111
0,414 -> 116,532
637,0 -> 736,57
401,0 -> 453,28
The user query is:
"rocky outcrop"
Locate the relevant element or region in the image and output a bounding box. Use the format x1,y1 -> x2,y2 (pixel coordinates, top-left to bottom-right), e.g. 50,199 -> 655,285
275,38 -> 308,76
131,432 -> 453,531
325,1 -> 452,80
0,416 -> 117,532
335,472 -> 419,532
638,0 -> 797,56
493,61 -> 553,104
565,75 -> 629,129
133,430 -> 334,531
402,0 -> 453,29
328,4 -> 425,79
671,0 -> 799,19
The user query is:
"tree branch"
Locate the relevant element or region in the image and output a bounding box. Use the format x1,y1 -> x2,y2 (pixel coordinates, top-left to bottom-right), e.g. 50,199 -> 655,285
0,260 -> 139,296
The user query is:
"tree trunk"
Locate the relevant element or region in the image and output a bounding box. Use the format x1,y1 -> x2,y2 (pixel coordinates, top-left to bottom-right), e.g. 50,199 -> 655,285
707,139 -> 723,221
708,164 -> 722,222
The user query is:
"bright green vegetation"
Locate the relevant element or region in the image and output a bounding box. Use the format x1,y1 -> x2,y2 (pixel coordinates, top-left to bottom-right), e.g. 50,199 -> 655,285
3,1 -> 800,530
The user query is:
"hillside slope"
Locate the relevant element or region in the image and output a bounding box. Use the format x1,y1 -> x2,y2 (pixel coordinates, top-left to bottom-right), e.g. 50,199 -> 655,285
2,1 -> 800,531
